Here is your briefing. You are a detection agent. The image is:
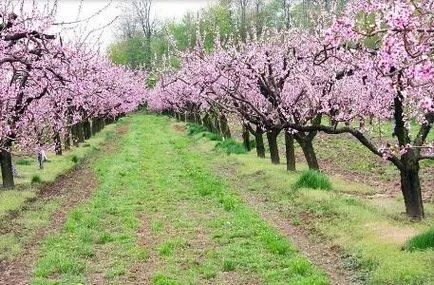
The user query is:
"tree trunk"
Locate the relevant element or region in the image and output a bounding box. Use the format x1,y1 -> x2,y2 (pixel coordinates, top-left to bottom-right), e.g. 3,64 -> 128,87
77,122 -> 85,143
92,119 -> 99,134
54,132 -> 62,155
105,117 -> 114,125
93,118 -> 105,133
213,116 -> 221,135
399,150 -> 424,219
83,120 -> 92,140
1,140 -> 14,188
220,115 -> 232,139
242,124 -> 251,151
285,131 -> 296,171
71,124 -> 79,147
400,167 -> 424,219
255,128 -> 265,158
186,112 -> 195,123
298,137 -> 319,170
203,113 -> 213,131
64,129 -> 71,150
194,113 -> 202,125
267,130 -> 280,165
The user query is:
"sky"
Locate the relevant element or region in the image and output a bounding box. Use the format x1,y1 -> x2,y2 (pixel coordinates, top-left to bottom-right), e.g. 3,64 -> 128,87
53,0 -> 214,52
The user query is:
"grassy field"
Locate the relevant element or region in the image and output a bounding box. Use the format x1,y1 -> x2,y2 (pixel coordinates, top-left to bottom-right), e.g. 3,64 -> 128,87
199,121 -> 434,284
0,124 -> 118,219
227,117 -> 434,202
32,114 -> 328,284
1,113 -> 433,285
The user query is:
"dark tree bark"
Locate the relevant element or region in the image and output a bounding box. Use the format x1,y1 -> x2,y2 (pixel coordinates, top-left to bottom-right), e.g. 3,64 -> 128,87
64,129 -> 71,151
77,122 -> 85,143
92,118 -> 105,133
83,120 -> 92,140
267,129 -> 280,164
1,139 -> 14,188
220,114 -> 232,139
242,124 -> 251,151
194,112 -> 202,125
186,111 -> 195,123
203,113 -> 213,131
285,130 -> 296,171
71,124 -> 79,147
400,150 -> 424,219
54,132 -> 63,155
254,127 -> 266,158
213,115 -> 221,135
91,119 -> 99,134
296,134 -> 319,170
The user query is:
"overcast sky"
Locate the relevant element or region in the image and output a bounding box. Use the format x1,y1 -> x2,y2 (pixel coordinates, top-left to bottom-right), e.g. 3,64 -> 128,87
54,0 -> 214,52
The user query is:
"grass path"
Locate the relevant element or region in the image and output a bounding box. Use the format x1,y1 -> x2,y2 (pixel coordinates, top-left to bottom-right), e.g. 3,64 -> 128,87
31,114 -> 329,284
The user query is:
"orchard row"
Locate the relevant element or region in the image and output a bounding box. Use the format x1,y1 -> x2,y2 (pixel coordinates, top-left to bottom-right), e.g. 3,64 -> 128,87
0,3 -> 147,188
148,0 -> 434,219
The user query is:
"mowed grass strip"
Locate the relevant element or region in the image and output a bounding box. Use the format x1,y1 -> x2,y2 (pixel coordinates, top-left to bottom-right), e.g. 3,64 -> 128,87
31,114 -> 328,285
209,149 -> 434,285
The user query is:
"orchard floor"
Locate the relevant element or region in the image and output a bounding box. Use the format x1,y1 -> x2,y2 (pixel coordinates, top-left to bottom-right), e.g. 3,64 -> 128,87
0,113 -> 433,285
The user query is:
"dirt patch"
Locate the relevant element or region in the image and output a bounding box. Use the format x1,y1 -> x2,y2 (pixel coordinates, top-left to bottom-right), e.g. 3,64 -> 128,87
0,165 -> 99,285
123,215 -> 159,284
241,191 -> 357,285
172,123 -> 186,134
365,223 -> 417,245
116,124 -> 130,136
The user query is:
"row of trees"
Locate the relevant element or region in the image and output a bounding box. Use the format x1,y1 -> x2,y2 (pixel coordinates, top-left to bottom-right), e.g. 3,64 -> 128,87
147,0 -> 434,219
0,1 -> 147,188
109,0 -> 347,71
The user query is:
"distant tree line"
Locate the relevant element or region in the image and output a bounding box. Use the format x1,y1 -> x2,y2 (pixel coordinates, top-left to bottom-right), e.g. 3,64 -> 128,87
108,0 -> 347,74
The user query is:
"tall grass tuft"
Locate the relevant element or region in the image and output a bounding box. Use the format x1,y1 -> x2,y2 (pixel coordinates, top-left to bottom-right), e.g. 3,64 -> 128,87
187,123 -> 207,135
71,155 -> 79,163
215,139 -> 247,155
203,132 -> 223,141
404,228 -> 434,252
16,159 -> 32,166
31,175 -> 42,184
293,170 -> 332,190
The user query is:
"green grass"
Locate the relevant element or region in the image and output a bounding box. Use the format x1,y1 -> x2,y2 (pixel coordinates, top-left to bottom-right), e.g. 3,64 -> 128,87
293,170 -> 332,191
203,132 -> 223,141
71,155 -> 79,163
186,123 -> 207,135
0,124 -> 117,216
215,139 -> 247,155
16,159 -> 33,166
31,115 -> 328,284
0,123 -> 119,261
208,147 -> 434,285
0,191 -> 35,217
405,228 -> 434,252
31,175 -> 42,184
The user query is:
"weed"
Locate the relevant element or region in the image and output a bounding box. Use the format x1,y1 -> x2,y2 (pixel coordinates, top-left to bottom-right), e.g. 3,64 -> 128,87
215,139 -> 247,155
203,132 -> 223,141
71,155 -> 79,163
404,228 -> 434,252
187,123 -> 207,135
223,260 -> 235,272
31,175 -> 42,184
293,170 -> 332,190
16,159 -> 32,166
